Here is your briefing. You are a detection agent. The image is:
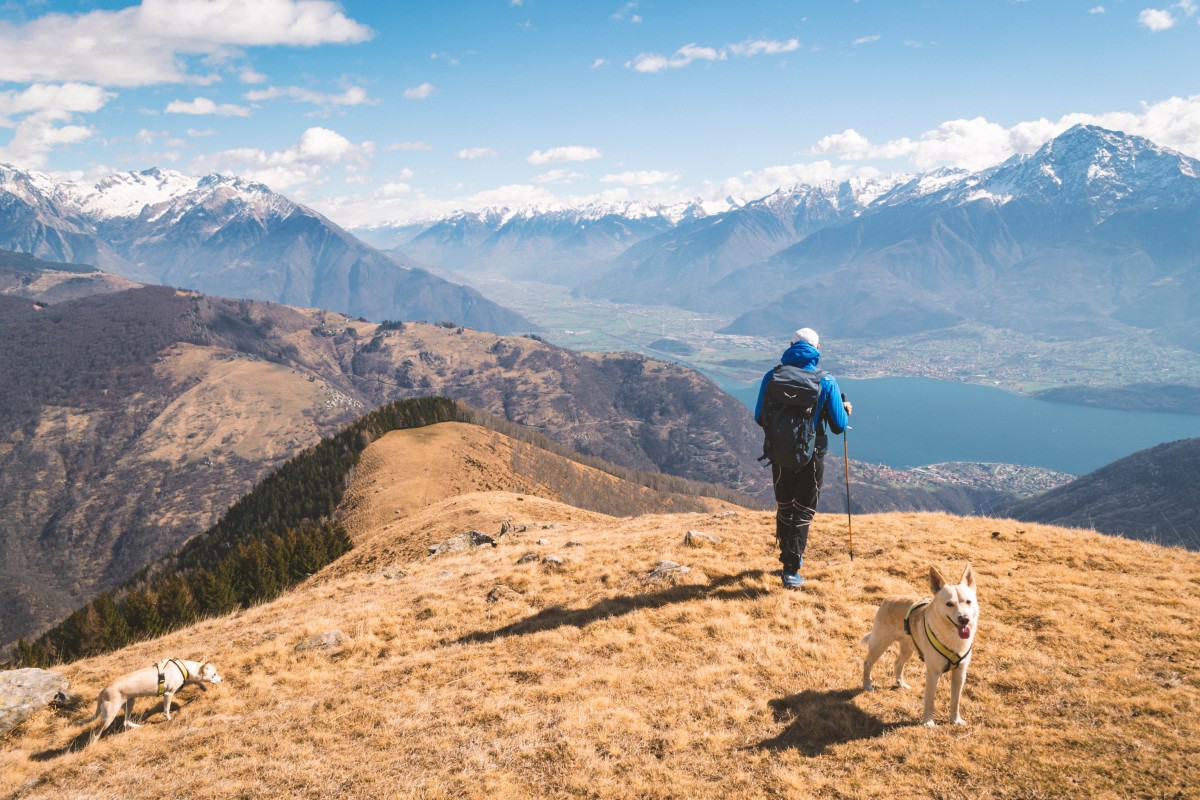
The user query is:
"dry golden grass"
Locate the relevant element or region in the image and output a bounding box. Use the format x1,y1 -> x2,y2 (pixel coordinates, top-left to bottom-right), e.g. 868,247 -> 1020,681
3,423 -> 1198,799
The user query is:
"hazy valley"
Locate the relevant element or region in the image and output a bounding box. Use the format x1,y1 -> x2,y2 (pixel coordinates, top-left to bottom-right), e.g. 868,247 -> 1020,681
362,125 -> 1200,413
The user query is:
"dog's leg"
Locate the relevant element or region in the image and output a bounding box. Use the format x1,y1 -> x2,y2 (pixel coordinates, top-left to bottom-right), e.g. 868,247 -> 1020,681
122,697 -> 141,730
948,663 -> 968,725
91,700 -> 119,746
861,630 -> 894,691
921,663 -> 941,727
163,691 -> 174,721
893,639 -> 915,690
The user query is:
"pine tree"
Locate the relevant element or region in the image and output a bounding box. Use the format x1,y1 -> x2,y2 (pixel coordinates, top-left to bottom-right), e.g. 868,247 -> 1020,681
156,576 -> 198,630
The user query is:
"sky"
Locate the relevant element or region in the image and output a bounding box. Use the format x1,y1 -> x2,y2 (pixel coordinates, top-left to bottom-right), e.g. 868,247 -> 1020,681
1,0 -> 1199,226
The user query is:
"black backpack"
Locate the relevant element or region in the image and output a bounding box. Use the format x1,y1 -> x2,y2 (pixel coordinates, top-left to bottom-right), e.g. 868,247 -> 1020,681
760,365 -> 827,469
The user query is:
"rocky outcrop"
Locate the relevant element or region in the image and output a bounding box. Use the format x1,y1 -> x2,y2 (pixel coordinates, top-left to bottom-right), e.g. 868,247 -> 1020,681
0,669 -> 68,735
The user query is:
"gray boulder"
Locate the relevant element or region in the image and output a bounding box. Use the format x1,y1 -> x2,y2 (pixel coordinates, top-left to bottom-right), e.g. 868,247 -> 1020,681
0,668 -> 69,735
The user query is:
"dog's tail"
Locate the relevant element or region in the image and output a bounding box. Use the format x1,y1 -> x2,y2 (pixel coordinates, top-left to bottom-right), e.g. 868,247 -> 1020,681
81,697 -> 102,726
859,632 -> 871,647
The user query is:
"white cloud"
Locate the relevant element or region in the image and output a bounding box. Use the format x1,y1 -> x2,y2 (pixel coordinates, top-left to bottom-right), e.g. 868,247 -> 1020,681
0,82 -> 113,118
245,85 -> 371,106
190,125 -> 370,191
808,95 -> 1200,170
166,97 -> 252,117
611,2 -> 640,23
187,128 -> 217,137
0,0 -> 372,88
403,83 -> 435,100
138,0 -> 372,47
852,34 -> 882,45
1138,8 -> 1176,29
0,82 -> 114,167
1089,6 -> 1106,12
385,141 -> 433,152
527,145 -> 603,165
600,169 -> 682,186
626,37 -> 799,72
533,169 -> 585,184
458,147 -> 498,160
239,67 -> 267,84
710,161 -> 877,201
727,38 -> 801,57
592,58 -> 608,68
627,44 -> 719,73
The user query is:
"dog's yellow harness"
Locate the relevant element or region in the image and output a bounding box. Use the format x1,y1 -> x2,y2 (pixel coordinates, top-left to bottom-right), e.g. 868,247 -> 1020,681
154,658 -> 191,696
904,600 -> 970,673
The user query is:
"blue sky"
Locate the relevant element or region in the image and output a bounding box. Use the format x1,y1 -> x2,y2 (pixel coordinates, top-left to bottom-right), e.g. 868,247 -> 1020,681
1,0 -> 1199,225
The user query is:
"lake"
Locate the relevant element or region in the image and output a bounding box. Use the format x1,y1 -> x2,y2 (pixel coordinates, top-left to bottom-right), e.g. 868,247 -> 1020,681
721,375 -> 1200,475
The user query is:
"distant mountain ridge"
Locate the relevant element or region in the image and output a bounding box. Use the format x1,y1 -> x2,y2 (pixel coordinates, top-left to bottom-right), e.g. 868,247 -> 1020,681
356,197 -> 747,284
359,125 -> 1200,354
0,164 -> 532,333
715,125 -> 1200,344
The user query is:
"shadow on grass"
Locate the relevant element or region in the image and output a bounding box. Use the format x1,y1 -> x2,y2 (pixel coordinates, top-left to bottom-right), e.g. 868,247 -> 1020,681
30,698 -> 191,761
456,569 -> 769,645
755,689 -> 902,756
30,727 -> 92,761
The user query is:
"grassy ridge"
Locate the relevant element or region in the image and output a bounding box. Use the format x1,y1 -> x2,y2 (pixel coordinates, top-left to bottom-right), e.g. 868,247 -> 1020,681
6,397 -> 759,668
7,397 -> 461,667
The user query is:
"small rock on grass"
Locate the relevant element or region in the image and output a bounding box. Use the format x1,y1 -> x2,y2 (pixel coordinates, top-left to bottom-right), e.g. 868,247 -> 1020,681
684,530 -> 723,548
648,560 -> 690,579
295,630 -> 346,653
487,585 -> 522,603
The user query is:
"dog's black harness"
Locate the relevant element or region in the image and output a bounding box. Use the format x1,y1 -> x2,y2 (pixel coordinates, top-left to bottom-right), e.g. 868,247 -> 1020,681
904,600 -> 970,674
154,658 -> 191,696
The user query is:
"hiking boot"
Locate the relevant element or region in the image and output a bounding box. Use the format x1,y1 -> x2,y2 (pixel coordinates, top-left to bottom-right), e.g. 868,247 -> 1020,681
781,570 -> 806,589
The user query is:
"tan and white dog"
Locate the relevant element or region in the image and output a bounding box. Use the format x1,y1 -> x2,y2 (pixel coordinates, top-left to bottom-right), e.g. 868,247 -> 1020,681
860,564 -> 978,726
83,658 -> 222,745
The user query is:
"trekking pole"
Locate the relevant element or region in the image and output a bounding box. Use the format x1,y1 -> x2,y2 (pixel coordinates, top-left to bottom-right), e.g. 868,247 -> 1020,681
841,393 -> 854,561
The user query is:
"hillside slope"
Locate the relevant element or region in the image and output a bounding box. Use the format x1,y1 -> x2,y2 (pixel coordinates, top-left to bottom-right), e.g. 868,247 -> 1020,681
3,426 -> 1197,799
1002,437 -> 1200,550
0,280 -> 761,646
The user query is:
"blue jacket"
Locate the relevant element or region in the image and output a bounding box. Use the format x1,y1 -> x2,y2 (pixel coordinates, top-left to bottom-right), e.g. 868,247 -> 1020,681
754,340 -> 848,437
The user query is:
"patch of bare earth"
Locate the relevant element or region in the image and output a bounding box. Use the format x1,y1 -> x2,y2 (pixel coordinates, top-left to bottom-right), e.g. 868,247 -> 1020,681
3,424 -> 1197,799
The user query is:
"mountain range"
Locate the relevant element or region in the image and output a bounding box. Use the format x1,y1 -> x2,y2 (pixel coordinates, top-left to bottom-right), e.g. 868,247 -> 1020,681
360,125 -> 1200,352
0,164 -> 532,334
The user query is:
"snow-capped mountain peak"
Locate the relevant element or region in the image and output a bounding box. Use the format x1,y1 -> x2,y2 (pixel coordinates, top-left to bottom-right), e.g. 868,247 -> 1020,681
75,167 -> 200,219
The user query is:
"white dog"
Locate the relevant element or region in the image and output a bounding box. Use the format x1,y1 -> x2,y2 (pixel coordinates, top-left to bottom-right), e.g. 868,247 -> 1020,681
83,658 -> 222,745
860,564 -> 978,726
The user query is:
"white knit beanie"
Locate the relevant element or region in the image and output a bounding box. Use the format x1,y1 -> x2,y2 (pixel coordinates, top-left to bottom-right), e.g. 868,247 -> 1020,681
791,327 -> 820,347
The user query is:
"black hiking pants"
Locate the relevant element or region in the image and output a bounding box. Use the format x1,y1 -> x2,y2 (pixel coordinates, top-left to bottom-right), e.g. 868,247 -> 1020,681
772,455 -> 824,573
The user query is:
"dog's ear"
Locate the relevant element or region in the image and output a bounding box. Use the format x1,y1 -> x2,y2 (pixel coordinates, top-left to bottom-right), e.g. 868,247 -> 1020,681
960,563 -> 975,588
929,566 -> 947,593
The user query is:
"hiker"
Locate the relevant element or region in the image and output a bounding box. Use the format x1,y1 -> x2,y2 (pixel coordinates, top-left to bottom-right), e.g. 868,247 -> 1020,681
754,327 -> 851,588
